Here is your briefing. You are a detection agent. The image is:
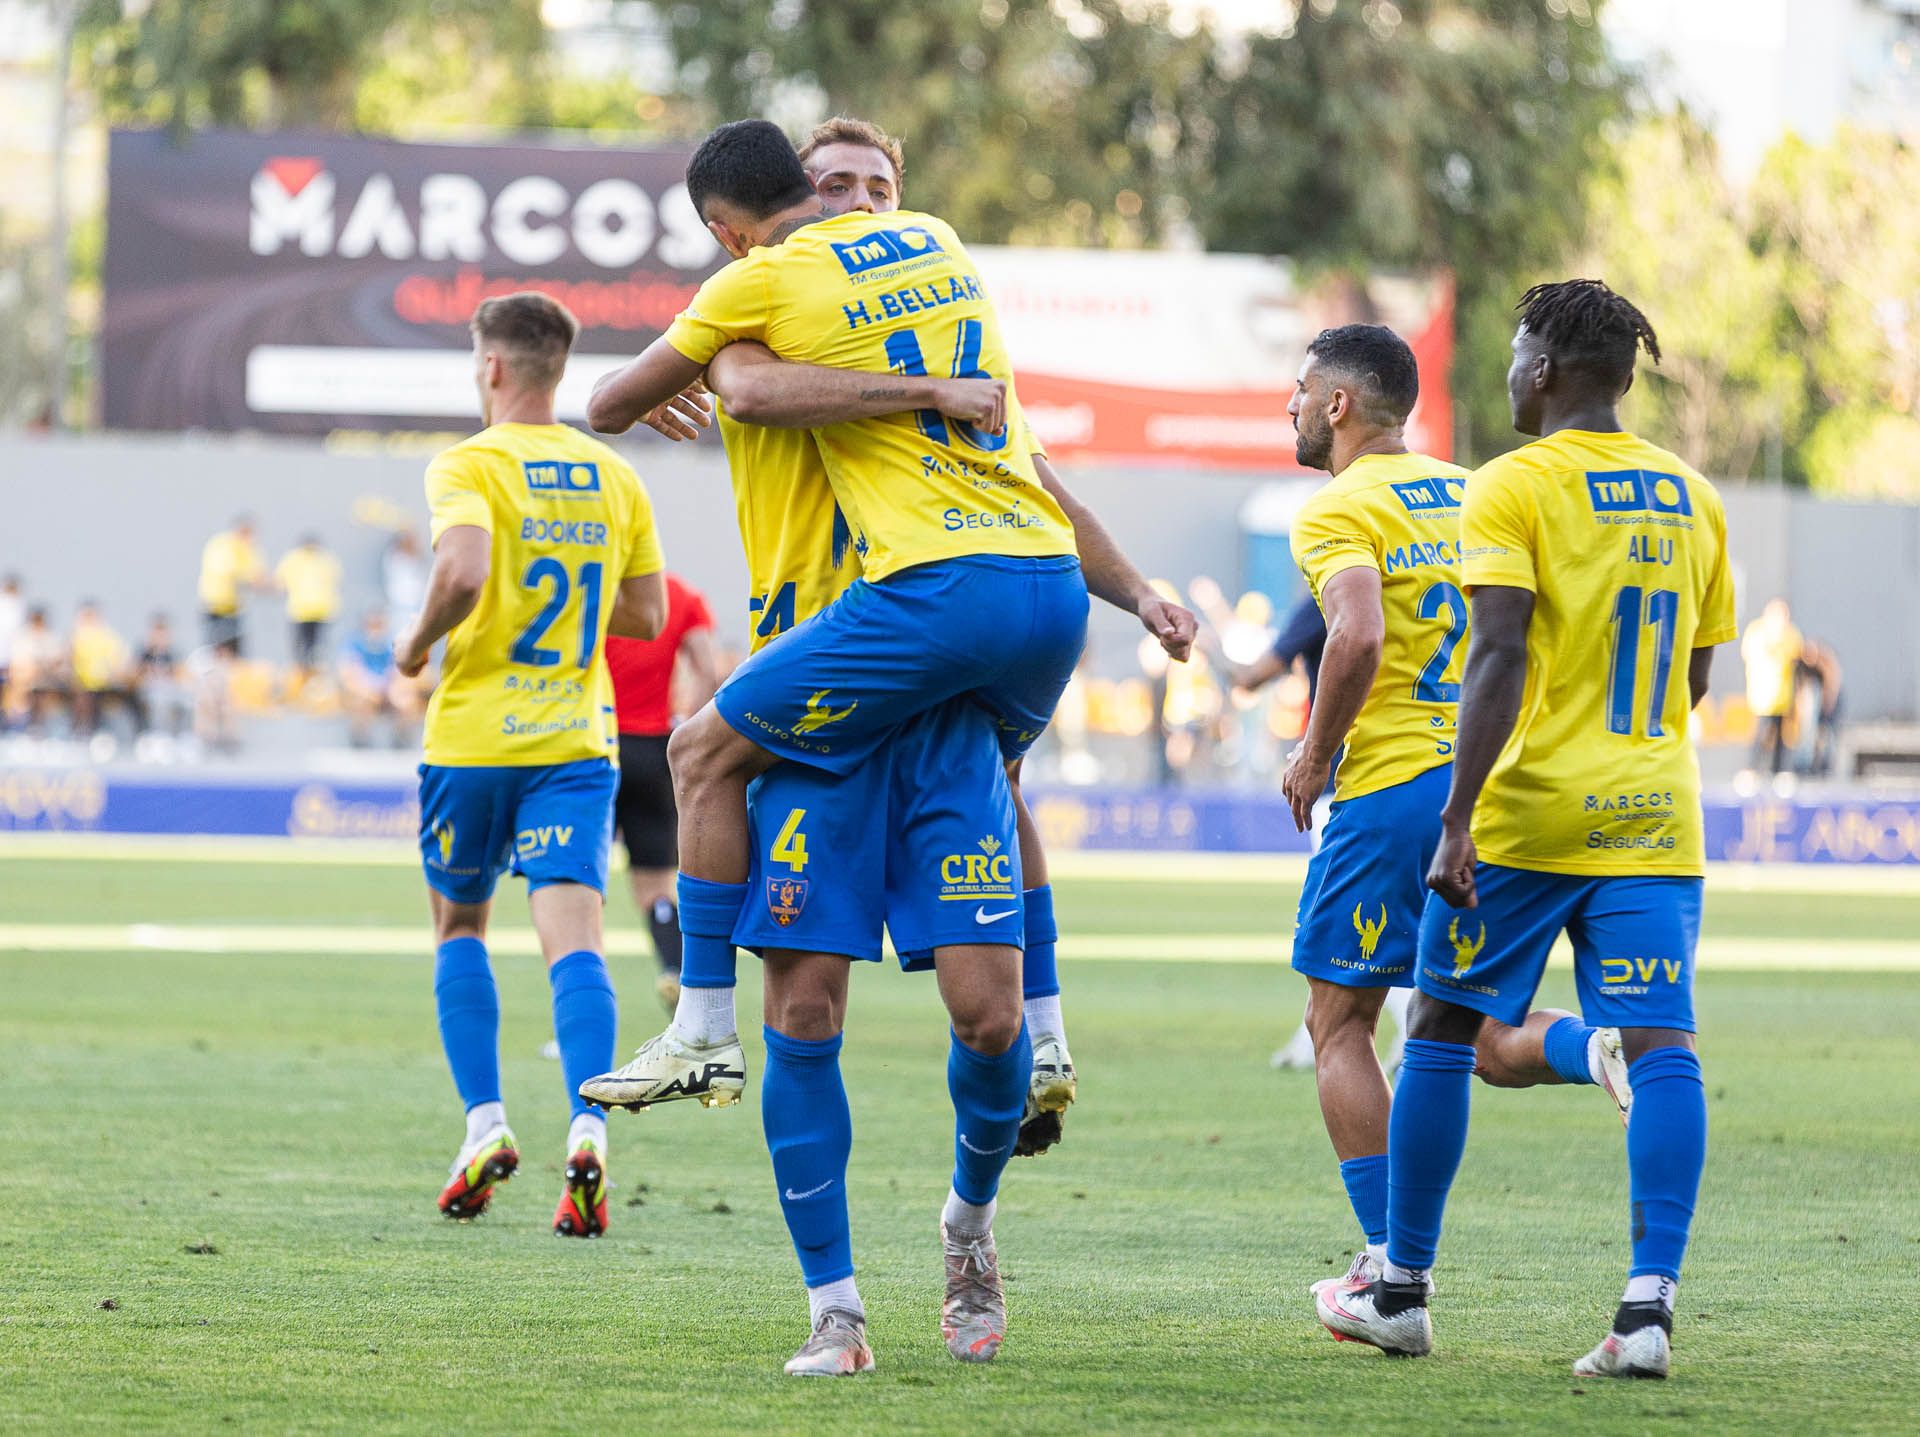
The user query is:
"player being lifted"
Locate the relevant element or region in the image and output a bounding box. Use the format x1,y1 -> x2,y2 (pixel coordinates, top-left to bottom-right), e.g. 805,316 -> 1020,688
582,119 -> 1192,1374
394,293 -> 667,1237
589,118 -> 1191,1151
1317,281 -> 1735,1379
1280,324 -> 1632,1298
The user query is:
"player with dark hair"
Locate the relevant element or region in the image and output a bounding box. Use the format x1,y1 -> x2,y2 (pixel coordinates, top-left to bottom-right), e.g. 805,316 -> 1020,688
1282,323 -> 1628,1302
395,291 -> 669,1239
584,116 -> 1192,1375
1318,281 -> 1736,1380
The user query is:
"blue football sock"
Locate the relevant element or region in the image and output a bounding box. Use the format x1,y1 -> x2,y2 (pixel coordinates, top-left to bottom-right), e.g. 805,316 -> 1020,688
434,937 -> 501,1111
1385,1037 -> 1478,1272
548,950 -> 617,1122
1544,1015 -> 1599,1085
947,1024 -> 1032,1205
677,874 -> 746,989
762,1027 -> 855,1286
1339,1153 -> 1390,1248
1626,1046 -> 1707,1280
1021,885 -> 1060,999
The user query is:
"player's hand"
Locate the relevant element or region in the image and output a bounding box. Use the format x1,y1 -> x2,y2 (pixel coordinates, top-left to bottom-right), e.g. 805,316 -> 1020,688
1138,595 -> 1197,661
393,626 -> 430,679
1427,821 -> 1478,908
931,377 -> 1006,436
1280,742 -> 1331,832
643,381 -> 712,441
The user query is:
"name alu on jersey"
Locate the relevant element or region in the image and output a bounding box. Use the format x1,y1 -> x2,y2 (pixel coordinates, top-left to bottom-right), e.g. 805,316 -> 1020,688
841,274 -> 984,330
249,157 -> 717,270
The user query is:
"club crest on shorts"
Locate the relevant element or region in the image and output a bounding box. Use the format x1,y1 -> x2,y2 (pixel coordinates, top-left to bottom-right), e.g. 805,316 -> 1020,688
768,876 -> 810,927
1352,902 -> 1388,961
1448,917 -> 1487,978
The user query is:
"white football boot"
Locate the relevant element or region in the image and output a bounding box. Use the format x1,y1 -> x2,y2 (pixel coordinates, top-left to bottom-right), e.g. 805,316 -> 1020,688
784,1309 -> 875,1377
578,1029 -> 746,1111
1592,1028 -> 1634,1128
1314,1280 -> 1433,1357
1574,1321 -> 1671,1379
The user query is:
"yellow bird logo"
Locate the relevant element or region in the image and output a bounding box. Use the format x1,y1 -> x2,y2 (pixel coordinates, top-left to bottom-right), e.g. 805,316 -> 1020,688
1448,918 -> 1486,978
433,819 -> 455,866
1352,902 -> 1388,962
791,689 -> 858,735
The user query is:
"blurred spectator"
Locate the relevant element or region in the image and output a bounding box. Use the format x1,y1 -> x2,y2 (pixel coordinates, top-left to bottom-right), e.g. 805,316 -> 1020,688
1798,638 -> 1844,778
382,529 -> 429,636
137,613 -> 191,741
70,601 -> 138,738
1230,593 -> 1328,700
187,637 -> 241,755
0,573 -> 23,700
276,533 -> 343,683
338,610 -> 424,747
1741,598 -> 1802,777
9,605 -> 69,734
199,514 -> 268,652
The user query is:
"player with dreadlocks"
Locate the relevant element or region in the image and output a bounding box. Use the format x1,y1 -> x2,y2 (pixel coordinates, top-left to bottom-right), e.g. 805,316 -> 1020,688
1315,280 -> 1737,1380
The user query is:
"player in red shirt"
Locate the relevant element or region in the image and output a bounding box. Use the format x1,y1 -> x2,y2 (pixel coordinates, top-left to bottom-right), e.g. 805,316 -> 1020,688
606,573 -> 723,1009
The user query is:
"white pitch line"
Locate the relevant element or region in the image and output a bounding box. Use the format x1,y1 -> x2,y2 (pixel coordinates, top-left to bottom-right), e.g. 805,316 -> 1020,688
0,924 -> 1914,971
3,830 -> 1919,895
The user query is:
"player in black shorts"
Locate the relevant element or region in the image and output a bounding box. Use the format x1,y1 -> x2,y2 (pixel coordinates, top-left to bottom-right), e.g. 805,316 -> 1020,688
606,573 -> 721,1008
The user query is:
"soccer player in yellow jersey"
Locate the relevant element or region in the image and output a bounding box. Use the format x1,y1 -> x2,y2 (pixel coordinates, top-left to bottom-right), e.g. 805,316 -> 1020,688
584,119 -> 1193,1374
391,293 -> 669,1239
1320,282 -> 1737,1381
1284,326 -> 1628,1310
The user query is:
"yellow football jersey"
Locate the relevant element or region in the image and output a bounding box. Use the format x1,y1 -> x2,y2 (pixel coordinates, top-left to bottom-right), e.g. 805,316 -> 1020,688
422,422 -> 664,767
276,547 -> 342,622
1290,451 -> 1471,801
713,405 -> 859,654
1460,429 -> 1737,875
198,530 -> 265,616
663,210 -> 1074,581
718,390 -> 1049,652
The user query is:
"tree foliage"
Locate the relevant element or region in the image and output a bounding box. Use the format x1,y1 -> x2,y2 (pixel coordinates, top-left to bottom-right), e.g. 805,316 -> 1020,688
77,0 -> 550,132
659,0 -> 1217,247
1582,116 -> 1801,480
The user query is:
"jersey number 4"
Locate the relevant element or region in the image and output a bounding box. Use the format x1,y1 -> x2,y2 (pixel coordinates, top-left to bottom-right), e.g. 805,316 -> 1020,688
511,557 -> 603,669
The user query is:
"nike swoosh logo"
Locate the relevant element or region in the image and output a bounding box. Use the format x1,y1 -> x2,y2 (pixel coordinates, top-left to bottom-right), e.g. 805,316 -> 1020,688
958,1132 -> 1009,1156
784,1179 -> 834,1201
974,908 -> 1018,924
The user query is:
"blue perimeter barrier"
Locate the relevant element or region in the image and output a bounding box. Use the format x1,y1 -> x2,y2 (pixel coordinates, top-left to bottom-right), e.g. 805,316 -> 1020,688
5,767 -> 1920,864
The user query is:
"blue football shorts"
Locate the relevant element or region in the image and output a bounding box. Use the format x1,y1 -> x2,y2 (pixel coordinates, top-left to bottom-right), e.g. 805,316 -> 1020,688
417,757 -> 617,905
713,555 -> 1088,774
1415,865 -> 1704,1031
733,698 -> 1023,967
1291,763 -> 1451,990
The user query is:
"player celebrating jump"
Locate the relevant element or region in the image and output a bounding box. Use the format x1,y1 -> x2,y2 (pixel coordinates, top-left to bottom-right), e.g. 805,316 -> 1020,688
395,293 -> 668,1237
1317,280 -> 1736,1379
583,118 -> 1191,1374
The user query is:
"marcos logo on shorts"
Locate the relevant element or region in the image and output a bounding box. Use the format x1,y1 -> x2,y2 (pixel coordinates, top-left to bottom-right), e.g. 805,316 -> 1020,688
1585,469 -> 1692,517
831,225 -> 943,276
524,460 -> 601,498
768,876 -> 809,927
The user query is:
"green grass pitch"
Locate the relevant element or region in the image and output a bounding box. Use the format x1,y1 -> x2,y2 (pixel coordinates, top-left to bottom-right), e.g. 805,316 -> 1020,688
2,848 -> 1917,1433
